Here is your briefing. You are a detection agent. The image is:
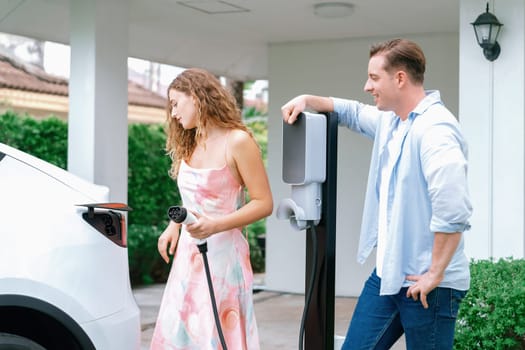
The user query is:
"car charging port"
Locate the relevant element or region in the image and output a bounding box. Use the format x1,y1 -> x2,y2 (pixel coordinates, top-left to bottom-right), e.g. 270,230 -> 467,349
76,203 -> 132,247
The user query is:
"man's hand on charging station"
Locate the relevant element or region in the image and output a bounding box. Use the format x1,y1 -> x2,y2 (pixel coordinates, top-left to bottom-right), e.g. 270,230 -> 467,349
281,95 -> 307,124
281,95 -> 334,125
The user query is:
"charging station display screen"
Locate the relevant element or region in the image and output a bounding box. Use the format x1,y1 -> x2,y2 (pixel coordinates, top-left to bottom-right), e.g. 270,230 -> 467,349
282,116 -> 306,184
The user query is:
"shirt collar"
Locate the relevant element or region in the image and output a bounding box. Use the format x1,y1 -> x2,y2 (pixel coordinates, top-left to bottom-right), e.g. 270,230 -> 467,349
410,90 -> 442,119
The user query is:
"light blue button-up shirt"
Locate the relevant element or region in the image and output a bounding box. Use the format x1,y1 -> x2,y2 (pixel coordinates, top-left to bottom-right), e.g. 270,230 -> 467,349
332,90 -> 472,295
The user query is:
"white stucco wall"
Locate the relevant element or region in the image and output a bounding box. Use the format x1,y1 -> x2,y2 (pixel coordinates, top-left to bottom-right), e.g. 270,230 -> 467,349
265,33 -> 460,296
460,0 -> 525,259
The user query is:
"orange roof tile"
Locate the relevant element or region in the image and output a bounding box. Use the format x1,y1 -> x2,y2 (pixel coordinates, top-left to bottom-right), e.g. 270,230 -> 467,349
0,53 -> 167,109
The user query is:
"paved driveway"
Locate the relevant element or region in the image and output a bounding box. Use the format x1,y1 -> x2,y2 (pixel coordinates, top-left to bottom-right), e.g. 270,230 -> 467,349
133,281 -> 406,349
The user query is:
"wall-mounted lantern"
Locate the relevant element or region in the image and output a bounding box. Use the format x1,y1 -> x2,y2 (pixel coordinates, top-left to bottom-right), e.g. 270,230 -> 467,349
471,3 -> 503,61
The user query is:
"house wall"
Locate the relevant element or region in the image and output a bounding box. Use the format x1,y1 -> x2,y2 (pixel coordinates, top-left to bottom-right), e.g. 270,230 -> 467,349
0,89 -> 69,119
0,88 -> 164,123
460,0 -> 525,259
265,33 -> 459,296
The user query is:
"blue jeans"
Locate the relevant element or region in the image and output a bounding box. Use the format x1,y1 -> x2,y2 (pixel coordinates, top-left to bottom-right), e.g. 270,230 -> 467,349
342,270 -> 467,350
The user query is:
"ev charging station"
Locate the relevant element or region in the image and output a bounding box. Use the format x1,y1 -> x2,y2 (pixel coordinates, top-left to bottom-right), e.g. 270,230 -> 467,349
277,112 -> 339,350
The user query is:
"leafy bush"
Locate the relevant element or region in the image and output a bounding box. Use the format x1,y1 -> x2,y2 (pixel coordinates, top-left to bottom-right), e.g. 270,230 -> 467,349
0,112 -> 67,168
455,258 -> 525,350
245,219 -> 266,273
128,123 -> 180,227
127,224 -> 171,285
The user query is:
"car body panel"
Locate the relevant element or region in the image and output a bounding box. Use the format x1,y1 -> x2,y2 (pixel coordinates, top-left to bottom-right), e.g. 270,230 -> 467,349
0,142 -> 141,349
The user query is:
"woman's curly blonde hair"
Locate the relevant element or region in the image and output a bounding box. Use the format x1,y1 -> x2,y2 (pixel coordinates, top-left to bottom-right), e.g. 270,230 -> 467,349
165,68 -> 253,178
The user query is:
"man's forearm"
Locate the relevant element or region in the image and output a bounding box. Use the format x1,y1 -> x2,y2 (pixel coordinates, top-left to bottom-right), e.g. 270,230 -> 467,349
429,232 -> 462,281
304,95 -> 334,113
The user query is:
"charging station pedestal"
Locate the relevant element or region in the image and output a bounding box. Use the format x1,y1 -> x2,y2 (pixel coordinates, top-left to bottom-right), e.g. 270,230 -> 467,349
277,112 -> 338,349
304,112 -> 338,350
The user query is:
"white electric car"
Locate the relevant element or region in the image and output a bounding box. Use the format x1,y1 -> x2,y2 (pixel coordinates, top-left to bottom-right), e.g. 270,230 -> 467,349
0,142 -> 141,349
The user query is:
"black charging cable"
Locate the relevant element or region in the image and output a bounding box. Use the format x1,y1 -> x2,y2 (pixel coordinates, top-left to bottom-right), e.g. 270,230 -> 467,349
299,221 -> 318,350
197,241 -> 228,350
167,206 -> 228,350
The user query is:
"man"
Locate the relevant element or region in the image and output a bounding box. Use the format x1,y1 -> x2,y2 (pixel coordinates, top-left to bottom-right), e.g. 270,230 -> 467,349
281,38 -> 472,350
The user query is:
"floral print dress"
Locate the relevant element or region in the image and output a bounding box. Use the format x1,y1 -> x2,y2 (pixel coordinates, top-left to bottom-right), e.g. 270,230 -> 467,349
150,159 -> 259,350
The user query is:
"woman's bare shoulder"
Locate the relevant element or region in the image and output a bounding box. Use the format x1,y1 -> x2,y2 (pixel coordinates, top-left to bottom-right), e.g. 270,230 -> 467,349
229,128 -> 254,146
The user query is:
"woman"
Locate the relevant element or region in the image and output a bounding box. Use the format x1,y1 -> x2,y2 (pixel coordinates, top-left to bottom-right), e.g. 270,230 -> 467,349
150,68 -> 273,350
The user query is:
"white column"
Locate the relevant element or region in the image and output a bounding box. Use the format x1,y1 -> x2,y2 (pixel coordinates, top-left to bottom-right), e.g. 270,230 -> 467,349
68,0 -> 129,203
460,0 -> 525,259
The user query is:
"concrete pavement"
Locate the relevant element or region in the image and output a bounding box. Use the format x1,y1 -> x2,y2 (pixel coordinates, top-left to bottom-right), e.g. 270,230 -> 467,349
132,274 -> 406,349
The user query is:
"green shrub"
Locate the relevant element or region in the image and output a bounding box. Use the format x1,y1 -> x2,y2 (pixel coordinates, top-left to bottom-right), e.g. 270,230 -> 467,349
128,123 -> 180,227
127,224 -> 171,285
455,258 -> 525,350
0,111 -> 26,148
0,112 -> 67,168
245,219 -> 266,273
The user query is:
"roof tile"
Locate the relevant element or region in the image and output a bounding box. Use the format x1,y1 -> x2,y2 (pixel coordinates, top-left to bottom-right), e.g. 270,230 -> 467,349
0,54 -> 167,109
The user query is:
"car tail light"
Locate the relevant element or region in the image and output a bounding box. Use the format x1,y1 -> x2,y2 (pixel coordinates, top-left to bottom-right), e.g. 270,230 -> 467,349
77,203 -> 132,247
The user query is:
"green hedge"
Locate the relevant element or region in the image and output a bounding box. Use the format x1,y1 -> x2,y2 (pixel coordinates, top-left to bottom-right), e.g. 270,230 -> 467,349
128,123 -> 180,227
0,111 -> 267,285
455,258 -> 525,349
0,111 -> 68,168
127,224 -> 170,285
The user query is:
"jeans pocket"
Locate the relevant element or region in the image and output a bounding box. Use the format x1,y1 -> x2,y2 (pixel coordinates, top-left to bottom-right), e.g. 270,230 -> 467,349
443,288 -> 467,318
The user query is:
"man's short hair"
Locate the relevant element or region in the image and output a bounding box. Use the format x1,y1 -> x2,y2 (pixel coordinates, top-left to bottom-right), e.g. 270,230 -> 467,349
370,38 -> 426,85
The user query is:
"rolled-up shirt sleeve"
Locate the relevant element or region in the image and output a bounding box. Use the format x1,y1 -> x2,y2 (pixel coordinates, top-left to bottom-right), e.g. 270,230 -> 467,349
420,124 -> 472,233
331,97 -> 381,139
